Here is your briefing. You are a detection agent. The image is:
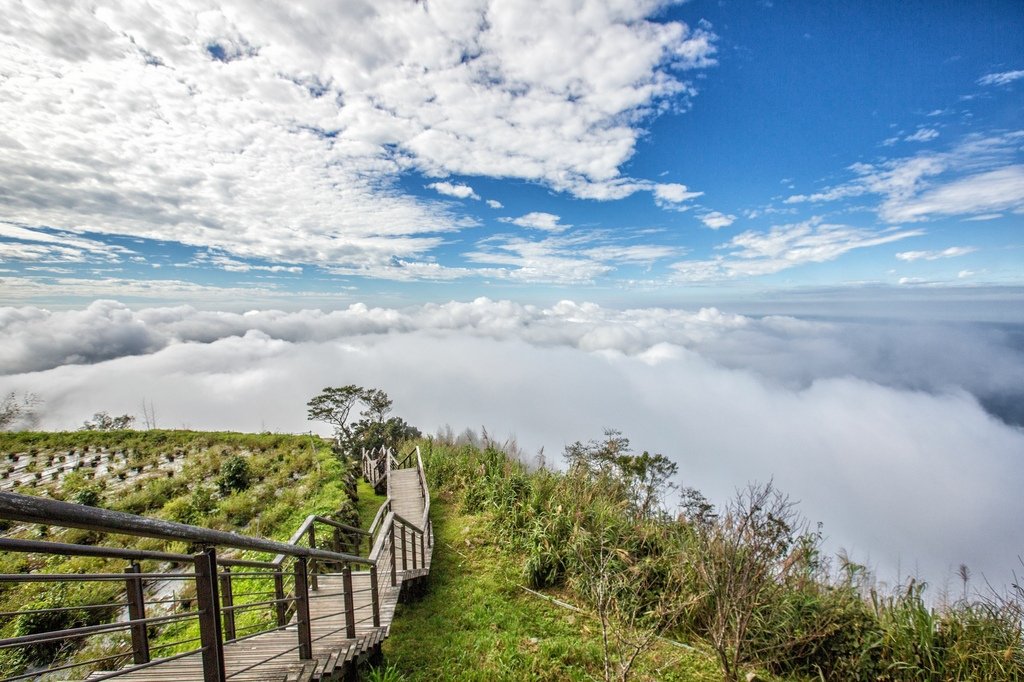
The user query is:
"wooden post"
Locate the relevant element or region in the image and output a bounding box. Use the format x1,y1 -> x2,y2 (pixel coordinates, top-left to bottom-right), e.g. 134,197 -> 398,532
427,517 -> 433,547
400,524 -> 408,571
342,566 -> 356,638
273,570 -> 288,626
420,527 -> 426,566
307,524 -> 318,591
194,547 -> 226,682
219,567 -> 236,641
293,558 -> 313,660
389,522 -> 397,587
125,562 -> 150,664
370,565 -> 380,627
411,527 -> 417,569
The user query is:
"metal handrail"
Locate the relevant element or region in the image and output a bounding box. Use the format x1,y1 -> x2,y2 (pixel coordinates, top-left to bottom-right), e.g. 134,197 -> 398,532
0,441 -> 432,682
0,492 -> 371,566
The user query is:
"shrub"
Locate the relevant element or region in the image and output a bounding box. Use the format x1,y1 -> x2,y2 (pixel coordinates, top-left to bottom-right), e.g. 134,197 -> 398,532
217,455 -> 251,495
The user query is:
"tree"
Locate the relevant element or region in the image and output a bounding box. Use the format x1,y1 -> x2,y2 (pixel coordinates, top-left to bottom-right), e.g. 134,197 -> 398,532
306,385 -> 364,444
0,392 -> 41,431
307,386 -> 418,454
564,430 -> 678,519
80,412 -> 135,431
359,388 -> 393,423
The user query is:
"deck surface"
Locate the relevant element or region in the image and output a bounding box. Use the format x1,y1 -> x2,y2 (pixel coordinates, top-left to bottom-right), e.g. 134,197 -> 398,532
89,459 -> 430,682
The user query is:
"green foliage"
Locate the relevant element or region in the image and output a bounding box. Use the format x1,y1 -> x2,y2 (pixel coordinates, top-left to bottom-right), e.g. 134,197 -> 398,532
0,430 -> 358,678
418,433 -> 1024,682
306,385 -> 420,455
217,454 -> 251,494
80,411 -> 135,431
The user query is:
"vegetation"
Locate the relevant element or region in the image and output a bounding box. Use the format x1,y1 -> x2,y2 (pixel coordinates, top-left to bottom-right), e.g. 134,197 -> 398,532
0,429 -> 360,677
398,431 -> 1024,682
307,385 -> 420,454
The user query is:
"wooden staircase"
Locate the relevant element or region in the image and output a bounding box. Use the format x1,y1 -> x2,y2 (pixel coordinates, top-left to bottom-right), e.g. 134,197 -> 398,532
0,445 -> 432,682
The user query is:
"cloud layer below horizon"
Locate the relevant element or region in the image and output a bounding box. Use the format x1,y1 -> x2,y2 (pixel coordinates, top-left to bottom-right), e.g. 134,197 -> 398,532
2,298 -> 1023,591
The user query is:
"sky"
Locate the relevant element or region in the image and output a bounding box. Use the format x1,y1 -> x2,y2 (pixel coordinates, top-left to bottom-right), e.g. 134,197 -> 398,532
1,1 -> 1023,592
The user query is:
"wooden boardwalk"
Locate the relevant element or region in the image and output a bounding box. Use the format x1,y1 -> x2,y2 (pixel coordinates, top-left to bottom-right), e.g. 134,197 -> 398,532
46,450 -> 434,682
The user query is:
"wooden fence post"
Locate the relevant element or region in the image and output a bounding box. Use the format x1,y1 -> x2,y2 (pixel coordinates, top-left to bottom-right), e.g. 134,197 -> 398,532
370,565 -> 381,628
125,562 -> 150,664
307,524 -> 318,591
194,547 -> 226,682
390,522 -> 397,586
400,524 -> 408,571
219,566 -> 236,641
293,558 -> 313,660
273,570 -> 288,626
342,566 -> 356,639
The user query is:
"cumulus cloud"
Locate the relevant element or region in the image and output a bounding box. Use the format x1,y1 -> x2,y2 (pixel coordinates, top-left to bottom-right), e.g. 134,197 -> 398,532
485,199 -> 503,209
652,182 -> 704,207
895,246 -> 976,262
1,298 -> 1023,588
699,211 -> 736,229
978,69 -> 1024,86
0,0 -> 717,276
426,181 -> 480,200
500,212 -> 569,232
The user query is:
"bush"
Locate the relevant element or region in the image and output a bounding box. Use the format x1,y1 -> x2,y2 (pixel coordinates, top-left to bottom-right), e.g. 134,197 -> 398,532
217,455 -> 251,495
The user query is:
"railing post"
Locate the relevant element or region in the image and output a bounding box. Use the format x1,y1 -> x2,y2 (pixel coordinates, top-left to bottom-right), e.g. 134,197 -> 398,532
342,565 -> 356,638
194,547 -> 226,682
370,565 -> 381,627
389,522 -> 397,587
400,524 -> 408,571
411,527 -> 418,569
125,562 -> 150,664
293,557 -> 314,660
428,517 -> 433,547
307,524 -> 318,591
219,566 -> 236,641
273,569 -> 288,626
420,526 -> 426,564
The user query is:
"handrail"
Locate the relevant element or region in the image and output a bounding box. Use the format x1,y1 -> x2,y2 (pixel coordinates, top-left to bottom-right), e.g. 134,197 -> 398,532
0,492 -> 372,566
0,441 -> 432,682
0,537 -> 278,569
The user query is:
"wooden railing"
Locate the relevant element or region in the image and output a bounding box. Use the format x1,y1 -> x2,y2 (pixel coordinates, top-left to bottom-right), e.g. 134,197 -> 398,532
0,444 -> 431,682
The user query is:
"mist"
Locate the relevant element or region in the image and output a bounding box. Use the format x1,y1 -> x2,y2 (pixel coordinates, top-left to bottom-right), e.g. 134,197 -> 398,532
1,298 -> 1022,592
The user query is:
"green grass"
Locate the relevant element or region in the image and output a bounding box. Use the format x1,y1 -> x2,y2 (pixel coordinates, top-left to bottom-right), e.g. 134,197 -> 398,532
0,430 -> 358,676
375,492 -> 721,682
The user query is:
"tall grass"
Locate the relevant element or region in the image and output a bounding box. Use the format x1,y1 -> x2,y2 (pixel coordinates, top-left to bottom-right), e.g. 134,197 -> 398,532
418,434 -> 1024,681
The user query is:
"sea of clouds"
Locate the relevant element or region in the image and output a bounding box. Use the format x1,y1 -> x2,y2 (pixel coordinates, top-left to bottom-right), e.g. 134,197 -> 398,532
1,298 -> 1022,593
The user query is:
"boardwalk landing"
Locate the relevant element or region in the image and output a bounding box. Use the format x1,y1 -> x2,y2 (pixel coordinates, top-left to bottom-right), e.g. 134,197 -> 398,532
88,467 -> 431,682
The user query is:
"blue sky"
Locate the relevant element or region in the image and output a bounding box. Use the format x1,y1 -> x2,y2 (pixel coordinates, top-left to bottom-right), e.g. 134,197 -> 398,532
1,0 -> 1021,313
3,1 -> 1024,587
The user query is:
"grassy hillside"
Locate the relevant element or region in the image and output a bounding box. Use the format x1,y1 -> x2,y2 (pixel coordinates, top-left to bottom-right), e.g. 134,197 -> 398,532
387,435 -> 1024,682
0,430 -> 358,676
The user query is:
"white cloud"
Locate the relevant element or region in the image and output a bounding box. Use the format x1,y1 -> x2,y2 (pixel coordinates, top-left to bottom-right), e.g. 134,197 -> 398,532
0,1 -> 717,276
426,181 -> 479,200
2,298 -> 1023,588
978,70 -> 1024,86
485,199 -> 503,209
700,211 -> 736,229
500,212 -> 569,232
652,182 -> 703,207
671,218 -> 923,281
881,165 -> 1024,222
895,246 -> 975,262
785,132 -> 1024,222
905,128 -> 939,143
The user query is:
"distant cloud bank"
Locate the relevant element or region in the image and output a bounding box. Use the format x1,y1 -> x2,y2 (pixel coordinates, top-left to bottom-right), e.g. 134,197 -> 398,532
1,298 -> 1023,590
